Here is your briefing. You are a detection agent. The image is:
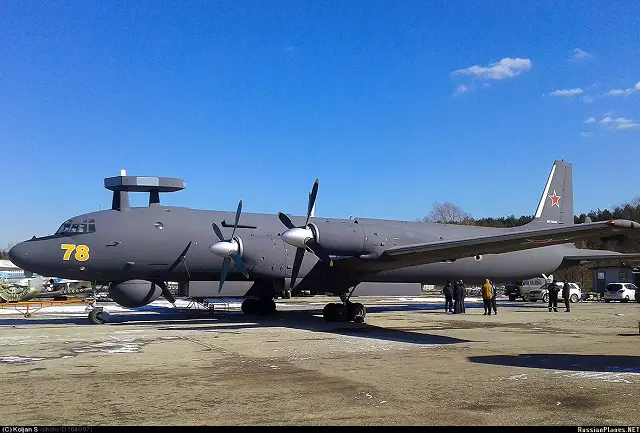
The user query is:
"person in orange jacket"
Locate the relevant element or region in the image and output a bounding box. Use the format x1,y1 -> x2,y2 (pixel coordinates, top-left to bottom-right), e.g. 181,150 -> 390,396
481,279 -> 493,316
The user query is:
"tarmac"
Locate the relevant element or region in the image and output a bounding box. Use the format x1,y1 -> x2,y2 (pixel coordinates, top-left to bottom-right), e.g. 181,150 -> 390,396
0,295 -> 639,426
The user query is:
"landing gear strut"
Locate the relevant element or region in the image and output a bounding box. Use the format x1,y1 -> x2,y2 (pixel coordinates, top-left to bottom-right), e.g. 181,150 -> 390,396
322,288 -> 366,323
241,298 -> 276,316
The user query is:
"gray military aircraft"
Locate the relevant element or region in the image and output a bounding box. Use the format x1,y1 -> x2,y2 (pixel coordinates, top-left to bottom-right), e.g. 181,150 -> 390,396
8,160 -> 640,323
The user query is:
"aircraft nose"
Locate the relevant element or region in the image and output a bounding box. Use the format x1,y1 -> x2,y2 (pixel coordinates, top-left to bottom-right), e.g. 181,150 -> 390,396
8,242 -> 30,269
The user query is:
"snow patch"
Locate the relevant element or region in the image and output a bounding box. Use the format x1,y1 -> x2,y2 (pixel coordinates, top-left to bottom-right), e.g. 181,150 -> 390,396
73,341 -> 141,355
500,374 -> 527,381
555,370 -> 640,384
0,356 -> 45,364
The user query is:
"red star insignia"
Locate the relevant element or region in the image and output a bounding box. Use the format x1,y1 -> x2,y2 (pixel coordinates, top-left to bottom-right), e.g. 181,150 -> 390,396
548,190 -> 561,207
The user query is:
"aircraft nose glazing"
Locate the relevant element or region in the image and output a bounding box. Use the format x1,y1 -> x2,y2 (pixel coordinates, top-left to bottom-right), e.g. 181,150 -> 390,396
281,227 -> 314,249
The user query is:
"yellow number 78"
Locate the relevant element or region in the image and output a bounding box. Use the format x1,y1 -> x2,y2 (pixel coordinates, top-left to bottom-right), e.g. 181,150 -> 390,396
61,244 -> 90,262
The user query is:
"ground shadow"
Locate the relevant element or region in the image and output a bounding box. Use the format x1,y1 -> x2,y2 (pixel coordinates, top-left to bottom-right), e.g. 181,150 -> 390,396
157,308 -> 470,346
469,353 -> 640,373
0,304 -> 470,346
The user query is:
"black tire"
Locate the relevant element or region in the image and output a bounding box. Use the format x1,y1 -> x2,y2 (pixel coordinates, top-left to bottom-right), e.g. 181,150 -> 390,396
347,302 -> 366,323
241,299 -> 260,315
283,290 -> 292,299
570,294 -> 579,303
542,294 -> 549,304
508,295 -> 516,301
323,303 -> 348,322
604,299 -> 611,303
622,297 -> 629,303
258,299 -> 276,316
88,307 -> 105,325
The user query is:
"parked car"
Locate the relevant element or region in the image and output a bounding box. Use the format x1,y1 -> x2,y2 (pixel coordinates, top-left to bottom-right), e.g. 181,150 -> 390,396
636,286 -> 640,303
528,282 -> 581,303
603,282 -> 637,303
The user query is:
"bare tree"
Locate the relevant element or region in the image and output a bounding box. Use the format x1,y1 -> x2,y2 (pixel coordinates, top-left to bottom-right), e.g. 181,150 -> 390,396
422,201 -> 474,225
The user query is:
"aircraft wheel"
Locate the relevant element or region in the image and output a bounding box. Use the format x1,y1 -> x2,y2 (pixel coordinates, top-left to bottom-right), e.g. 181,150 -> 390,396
323,303 -> 348,322
258,299 -> 276,316
88,307 -> 106,325
347,302 -> 366,323
241,299 -> 260,315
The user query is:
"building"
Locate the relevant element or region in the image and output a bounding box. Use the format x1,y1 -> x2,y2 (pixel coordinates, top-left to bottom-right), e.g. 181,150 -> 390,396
592,265 -> 640,293
0,260 -> 29,280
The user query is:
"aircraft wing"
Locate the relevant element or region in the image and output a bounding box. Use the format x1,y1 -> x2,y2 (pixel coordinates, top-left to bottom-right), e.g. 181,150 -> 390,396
560,252 -> 640,264
336,219 -> 640,273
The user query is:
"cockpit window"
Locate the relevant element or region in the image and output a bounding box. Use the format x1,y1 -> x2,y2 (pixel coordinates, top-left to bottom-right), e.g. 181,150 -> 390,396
55,219 -> 96,235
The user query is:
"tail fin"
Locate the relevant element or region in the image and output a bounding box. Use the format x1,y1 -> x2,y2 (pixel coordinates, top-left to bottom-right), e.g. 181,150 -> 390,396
529,160 -> 574,226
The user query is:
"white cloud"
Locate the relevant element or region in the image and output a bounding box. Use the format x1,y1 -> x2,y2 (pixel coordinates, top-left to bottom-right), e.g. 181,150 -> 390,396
605,81 -> 640,96
580,132 -> 593,138
453,84 -> 469,96
571,48 -> 592,61
548,88 -> 583,97
452,57 -> 532,80
584,116 -> 596,124
599,116 -> 637,130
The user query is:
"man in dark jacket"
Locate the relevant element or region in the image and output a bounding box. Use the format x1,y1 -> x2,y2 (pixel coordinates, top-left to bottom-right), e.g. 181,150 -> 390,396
443,281 -> 454,313
459,280 -> 466,314
562,282 -> 571,312
548,280 -> 561,312
491,280 -> 498,315
452,281 -> 460,314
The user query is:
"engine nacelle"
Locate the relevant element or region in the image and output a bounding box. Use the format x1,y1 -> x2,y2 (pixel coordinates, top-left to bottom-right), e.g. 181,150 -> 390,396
108,279 -> 162,308
310,220 -> 366,256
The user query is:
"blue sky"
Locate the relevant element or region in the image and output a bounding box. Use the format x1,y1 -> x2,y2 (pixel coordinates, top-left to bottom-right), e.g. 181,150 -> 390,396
2,1 -> 639,247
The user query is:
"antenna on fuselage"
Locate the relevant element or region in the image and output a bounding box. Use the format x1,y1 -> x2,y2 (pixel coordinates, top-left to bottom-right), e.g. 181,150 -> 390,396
104,171 -> 186,211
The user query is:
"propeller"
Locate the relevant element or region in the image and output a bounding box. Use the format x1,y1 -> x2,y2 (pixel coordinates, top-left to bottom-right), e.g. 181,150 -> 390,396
209,200 -> 250,293
278,179 -> 333,290
162,241 -> 193,304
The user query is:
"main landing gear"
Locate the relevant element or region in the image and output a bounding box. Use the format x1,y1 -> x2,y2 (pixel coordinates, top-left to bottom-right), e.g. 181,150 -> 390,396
323,292 -> 366,323
241,298 -> 277,316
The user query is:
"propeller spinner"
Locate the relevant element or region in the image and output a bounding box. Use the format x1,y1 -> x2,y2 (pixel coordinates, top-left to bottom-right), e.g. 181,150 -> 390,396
278,179 -> 333,290
209,200 -> 250,293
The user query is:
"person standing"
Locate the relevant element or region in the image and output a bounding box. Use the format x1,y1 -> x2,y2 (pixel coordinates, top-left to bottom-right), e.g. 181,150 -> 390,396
459,280 -> 466,313
562,282 -> 571,312
452,280 -> 460,314
548,280 -> 560,312
491,280 -> 498,315
481,279 -> 493,316
443,281 -> 454,313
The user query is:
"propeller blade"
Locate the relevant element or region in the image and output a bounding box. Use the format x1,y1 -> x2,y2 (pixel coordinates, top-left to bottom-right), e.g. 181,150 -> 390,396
167,241 -> 193,273
230,252 -> 249,279
290,247 -> 305,290
219,257 -> 231,293
231,200 -> 242,239
212,223 -> 225,242
306,239 -> 333,267
306,179 -> 319,225
278,212 -> 296,230
157,281 -> 176,304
